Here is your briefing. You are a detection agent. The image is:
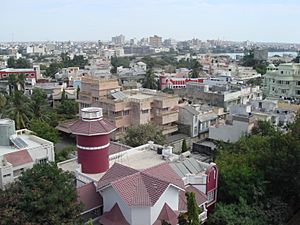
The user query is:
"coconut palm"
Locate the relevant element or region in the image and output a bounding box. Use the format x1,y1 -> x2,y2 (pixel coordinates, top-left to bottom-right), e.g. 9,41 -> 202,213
7,74 -> 17,95
30,88 -> 49,121
0,93 -> 7,117
5,91 -> 31,129
143,68 -> 158,90
16,73 -> 26,91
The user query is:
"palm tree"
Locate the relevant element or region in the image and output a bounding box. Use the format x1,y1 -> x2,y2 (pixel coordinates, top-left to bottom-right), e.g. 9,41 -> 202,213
30,88 -> 49,121
16,73 -> 26,91
143,68 -> 158,90
8,74 -> 17,95
5,91 -> 31,129
0,93 -> 7,118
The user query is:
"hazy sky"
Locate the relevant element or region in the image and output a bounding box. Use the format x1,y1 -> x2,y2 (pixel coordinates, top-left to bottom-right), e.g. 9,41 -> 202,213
1,0 -> 300,43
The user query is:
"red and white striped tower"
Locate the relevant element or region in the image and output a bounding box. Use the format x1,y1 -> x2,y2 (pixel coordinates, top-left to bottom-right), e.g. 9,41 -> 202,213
70,107 -> 116,174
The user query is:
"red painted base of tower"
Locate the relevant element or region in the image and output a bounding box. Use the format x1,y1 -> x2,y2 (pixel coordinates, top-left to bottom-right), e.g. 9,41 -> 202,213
78,148 -> 109,174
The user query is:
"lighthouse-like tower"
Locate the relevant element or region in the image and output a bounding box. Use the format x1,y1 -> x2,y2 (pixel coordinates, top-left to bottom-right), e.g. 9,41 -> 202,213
70,107 -> 116,174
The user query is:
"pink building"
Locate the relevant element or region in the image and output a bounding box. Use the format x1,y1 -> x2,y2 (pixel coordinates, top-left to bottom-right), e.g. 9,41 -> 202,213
160,75 -> 205,90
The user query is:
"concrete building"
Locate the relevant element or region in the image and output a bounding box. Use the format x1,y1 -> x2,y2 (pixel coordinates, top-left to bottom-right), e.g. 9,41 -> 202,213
0,119 -> 55,189
179,104 -> 224,138
98,89 -> 179,140
149,35 -> 163,48
263,63 -> 300,99
58,107 -> 218,224
209,114 -> 255,143
111,34 -> 125,45
78,80 -> 179,139
185,83 -> 262,111
77,75 -> 120,109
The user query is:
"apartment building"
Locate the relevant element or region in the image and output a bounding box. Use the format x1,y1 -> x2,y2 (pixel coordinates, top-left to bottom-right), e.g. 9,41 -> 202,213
77,75 -> 120,109
78,81 -> 179,139
185,83 -> 262,111
263,63 -> 300,99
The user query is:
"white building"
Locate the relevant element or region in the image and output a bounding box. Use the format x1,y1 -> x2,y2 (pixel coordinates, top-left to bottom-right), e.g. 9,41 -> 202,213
179,104 -> 223,138
263,63 -> 300,99
209,114 -> 255,143
0,119 -> 55,189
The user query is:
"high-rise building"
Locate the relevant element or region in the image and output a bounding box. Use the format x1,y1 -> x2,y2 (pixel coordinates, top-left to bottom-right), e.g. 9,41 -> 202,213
149,35 -> 162,47
111,34 -> 125,45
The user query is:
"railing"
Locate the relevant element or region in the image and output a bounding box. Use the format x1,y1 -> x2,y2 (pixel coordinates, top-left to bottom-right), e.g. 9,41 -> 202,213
199,210 -> 208,222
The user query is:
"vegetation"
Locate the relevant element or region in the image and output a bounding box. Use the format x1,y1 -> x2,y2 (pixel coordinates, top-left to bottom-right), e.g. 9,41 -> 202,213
242,48 -> 268,75
292,51 -> 300,63
207,114 -> 300,225
29,119 -> 59,144
123,123 -> 166,147
186,192 -> 201,225
0,163 -> 82,225
143,68 -> 158,90
181,139 -> 188,153
55,145 -> 77,163
7,57 -> 31,68
56,99 -> 79,119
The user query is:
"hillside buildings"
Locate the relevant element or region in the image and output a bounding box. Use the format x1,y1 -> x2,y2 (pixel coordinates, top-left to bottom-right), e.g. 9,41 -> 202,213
263,63 -> 300,99
0,119 -> 55,189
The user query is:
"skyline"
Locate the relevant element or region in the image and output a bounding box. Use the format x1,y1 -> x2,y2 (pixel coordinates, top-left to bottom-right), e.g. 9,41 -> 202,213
1,0 -> 300,43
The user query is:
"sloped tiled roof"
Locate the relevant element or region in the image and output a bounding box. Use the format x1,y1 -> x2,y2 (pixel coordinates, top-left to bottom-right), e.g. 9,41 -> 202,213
100,203 -> 130,225
97,163 -> 138,190
112,172 -> 170,206
143,163 -> 185,190
178,185 -> 207,211
155,203 -> 179,225
77,182 -> 103,212
109,142 -> 132,155
98,163 -> 184,207
4,150 -> 33,167
69,118 -> 116,136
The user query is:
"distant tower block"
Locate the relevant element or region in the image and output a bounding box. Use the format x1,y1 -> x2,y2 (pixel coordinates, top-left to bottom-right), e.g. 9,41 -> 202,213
70,108 -> 116,174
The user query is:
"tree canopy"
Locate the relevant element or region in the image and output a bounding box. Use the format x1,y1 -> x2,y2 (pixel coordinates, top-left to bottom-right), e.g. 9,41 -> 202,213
123,123 -> 166,147
7,57 -> 31,69
0,163 -> 82,225
208,114 -> 300,225
29,119 -> 59,144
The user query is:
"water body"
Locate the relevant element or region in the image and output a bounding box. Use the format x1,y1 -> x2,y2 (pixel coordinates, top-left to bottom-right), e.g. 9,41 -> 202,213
214,52 -> 298,59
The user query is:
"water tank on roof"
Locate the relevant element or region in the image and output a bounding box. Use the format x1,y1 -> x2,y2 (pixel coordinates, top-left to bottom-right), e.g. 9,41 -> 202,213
0,119 -> 16,146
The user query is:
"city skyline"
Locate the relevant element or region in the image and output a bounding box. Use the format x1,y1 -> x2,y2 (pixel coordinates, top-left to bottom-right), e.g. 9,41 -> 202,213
1,0 -> 300,43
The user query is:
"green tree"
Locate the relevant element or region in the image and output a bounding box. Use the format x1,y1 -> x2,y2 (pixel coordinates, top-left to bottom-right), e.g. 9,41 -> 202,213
56,100 -> 78,119
123,123 -> 166,147
15,58 -> 31,68
30,88 -> 49,119
7,57 -> 16,68
2,163 -> 82,224
7,74 -> 18,95
143,68 -> 158,90
207,198 -> 267,225
44,62 -> 63,78
29,119 -> 59,144
5,91 -> 31,129
186,192 -> 201,225
0,93 -> 7,115
16,73 -> 26,91
181,139 -> 188,153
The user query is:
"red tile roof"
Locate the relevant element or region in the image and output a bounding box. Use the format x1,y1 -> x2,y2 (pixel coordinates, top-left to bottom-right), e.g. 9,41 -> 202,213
98,163 -> 184,207
4,150 -> 33,167
100,203 -> 129,225
143,163 -> 185,190
155,203 -> 179,225
178,185 -> 207,211
77,182 -> 103,211
70,118 -> 116,136
97,163 -> 139,190
112,172 -> 170,206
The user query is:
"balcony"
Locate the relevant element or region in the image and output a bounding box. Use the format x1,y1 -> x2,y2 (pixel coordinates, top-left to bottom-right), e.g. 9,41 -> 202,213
161,124 -> 178,135
155,111 -> 178,125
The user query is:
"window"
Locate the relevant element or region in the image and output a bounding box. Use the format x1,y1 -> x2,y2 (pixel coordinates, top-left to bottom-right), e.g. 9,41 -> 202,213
286,81 -> 290,85
296,90 -> 300,95
39,158 -> 48,164
142,109 -> 149,114
123,110 -> 130,116
297,81 -> 300,86
3,174 -> 11,178
207,191 -> 215,203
